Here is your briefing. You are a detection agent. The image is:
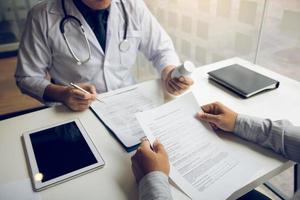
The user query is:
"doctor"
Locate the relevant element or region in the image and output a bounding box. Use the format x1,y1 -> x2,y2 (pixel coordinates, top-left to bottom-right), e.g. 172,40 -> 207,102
15,0 -> 193,111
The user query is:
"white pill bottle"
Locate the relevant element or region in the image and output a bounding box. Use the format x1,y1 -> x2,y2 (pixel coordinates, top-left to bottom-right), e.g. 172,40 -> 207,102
171,61 -> 196,79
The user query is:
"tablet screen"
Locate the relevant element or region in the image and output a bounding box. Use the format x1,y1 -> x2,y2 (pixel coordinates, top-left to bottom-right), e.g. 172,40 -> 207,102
29,121 -> 97,182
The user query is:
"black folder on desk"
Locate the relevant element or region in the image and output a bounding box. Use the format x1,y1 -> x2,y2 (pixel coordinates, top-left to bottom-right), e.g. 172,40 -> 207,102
208,64 -> 280,98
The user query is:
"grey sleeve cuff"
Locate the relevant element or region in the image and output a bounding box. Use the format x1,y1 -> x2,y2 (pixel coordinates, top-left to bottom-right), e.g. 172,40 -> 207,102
233,114 -> 300,162
138,171 -> 172,200
233,114 -> 266,142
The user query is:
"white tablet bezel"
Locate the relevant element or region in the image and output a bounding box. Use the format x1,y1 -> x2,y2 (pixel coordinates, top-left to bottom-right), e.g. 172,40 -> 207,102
22,119 -> 105,191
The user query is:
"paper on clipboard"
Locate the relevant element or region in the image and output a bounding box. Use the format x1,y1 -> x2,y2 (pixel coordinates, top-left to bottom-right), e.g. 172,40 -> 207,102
90,85 -> 162,149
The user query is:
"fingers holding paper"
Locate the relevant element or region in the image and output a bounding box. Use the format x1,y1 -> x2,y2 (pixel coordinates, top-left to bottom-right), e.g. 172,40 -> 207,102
131,140 -> 170,183
196,102 -> 238,132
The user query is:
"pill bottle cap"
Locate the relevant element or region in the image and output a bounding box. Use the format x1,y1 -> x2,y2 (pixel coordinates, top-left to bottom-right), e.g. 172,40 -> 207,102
178,61 -> 195,75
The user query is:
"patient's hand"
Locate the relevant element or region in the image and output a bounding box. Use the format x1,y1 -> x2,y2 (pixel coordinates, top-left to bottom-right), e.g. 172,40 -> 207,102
196,102 -> 238,132
131,140 -> 170,183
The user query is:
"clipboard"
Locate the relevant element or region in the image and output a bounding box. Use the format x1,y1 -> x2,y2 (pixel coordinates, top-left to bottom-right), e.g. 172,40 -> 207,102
90,108 -> 140,152
90,85 -> 161,152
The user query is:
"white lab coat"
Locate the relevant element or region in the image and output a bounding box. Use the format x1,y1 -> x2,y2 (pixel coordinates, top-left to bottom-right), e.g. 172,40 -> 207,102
15,0 -> 180,102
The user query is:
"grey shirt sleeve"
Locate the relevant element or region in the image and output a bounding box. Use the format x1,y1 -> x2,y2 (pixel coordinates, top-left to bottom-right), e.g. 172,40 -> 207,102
234,114 -> 300,163
138,171 -> 172,200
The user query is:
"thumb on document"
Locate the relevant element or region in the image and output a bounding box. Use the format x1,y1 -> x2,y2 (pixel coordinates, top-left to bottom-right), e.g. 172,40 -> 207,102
153,140 -> 167,156
197,112 -> 219,124
139,140 -> 152,152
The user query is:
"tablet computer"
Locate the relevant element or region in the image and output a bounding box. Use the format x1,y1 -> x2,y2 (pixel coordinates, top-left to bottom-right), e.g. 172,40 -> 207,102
22,119 -> 105,191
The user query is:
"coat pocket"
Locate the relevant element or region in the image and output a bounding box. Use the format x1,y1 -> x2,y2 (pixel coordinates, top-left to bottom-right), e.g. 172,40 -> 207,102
119,30 -> 142,67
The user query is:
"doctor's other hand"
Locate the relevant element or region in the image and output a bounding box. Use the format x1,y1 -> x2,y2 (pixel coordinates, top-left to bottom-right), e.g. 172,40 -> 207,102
162,66 -> 194,96
196,102 -> 238,132
131,140 -> 170,183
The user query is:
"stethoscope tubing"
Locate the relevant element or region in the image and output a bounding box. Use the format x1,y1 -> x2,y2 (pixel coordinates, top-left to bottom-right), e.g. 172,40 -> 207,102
60,0 -> 129,64
119,0 -> 128,40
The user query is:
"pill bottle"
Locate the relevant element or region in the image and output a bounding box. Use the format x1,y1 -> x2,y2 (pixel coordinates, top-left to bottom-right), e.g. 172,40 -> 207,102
171,61 -> 195,79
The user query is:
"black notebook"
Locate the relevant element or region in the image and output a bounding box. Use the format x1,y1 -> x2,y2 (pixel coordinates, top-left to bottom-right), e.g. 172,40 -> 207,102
208,64 -> 280,98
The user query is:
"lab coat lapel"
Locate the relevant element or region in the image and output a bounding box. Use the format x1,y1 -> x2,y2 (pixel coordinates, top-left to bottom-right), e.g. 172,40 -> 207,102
105,1 -> 120,56
49,0 -> 124,56
67,0 -> 105,56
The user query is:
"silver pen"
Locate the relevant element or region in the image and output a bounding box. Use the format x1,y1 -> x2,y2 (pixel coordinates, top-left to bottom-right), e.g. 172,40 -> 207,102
69,82 -> 104,103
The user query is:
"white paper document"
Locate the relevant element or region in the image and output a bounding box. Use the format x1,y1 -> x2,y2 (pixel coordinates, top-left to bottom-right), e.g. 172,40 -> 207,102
136,93 -> 245,199
91,86 -> 161,148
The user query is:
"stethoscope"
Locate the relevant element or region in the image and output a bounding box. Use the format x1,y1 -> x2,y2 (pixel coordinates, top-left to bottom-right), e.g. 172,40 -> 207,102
59,0 -> 130,65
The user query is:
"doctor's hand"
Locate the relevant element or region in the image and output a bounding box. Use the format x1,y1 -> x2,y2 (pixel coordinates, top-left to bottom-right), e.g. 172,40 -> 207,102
44,83 -> 97,112
131,140 -> 170,183
196,102 -> 238,132
162,66 -> 194,96
62,83 -> 97,111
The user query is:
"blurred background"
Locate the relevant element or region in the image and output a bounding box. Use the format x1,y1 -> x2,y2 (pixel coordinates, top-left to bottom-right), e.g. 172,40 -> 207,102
135,0 -> 300,82
0,0 -> 38,56
0,0 -> 299,198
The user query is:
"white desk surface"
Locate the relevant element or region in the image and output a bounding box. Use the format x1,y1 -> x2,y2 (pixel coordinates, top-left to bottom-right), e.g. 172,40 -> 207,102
0,58 -> 299,200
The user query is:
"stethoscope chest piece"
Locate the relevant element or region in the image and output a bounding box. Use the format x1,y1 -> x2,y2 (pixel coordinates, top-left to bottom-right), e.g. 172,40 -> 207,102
119,39 -> 130,52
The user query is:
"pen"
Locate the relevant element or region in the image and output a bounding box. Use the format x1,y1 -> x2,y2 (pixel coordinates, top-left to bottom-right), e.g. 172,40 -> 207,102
70,82 -> 104,103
